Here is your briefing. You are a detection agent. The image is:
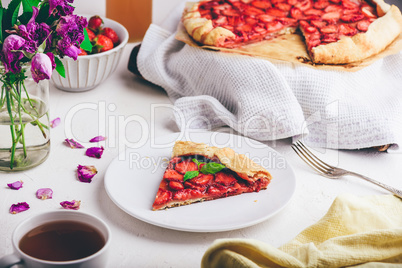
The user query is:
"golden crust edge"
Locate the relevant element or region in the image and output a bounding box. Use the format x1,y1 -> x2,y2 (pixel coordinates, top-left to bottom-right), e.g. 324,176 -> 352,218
172,141 -> 272,183
312,4 -> 402,64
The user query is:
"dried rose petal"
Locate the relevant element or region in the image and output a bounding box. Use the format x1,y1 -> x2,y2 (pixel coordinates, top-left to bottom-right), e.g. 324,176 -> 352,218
50,117 -> 61,128
65,138 -> 85,149
36,188 -> 53,200
10,202 -> 30,214
7,180 -> 23,190
60,200 -> 81,210
89,136 -> 106,142
85,146 -> 104,159
77,165 -> 98,183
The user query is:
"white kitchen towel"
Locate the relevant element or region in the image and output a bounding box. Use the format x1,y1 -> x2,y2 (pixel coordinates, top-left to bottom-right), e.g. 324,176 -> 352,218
137,1 -> 402,152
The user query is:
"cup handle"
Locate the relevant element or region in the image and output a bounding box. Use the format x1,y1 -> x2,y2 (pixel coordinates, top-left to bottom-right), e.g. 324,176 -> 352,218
0,253 -> 22,268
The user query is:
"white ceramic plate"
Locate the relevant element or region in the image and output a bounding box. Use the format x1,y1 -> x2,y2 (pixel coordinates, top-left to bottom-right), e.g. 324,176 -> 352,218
104,132 -> 296,232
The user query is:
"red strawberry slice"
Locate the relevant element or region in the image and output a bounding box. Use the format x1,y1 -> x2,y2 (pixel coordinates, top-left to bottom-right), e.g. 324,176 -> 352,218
199,9 -> 212,17
357,19 -> 371,32
271,0 -> 287,4
266,21 -> 284,32
313,0 -> 330,9
321,34 -> 339,43
191,174 -> 214,185
341,13 -> 365,22
304,9 -> 324,16
290,7 -> 304,19
310,20 -> 327,28
169,181 -> 184,191
287,0 -> 298,5
153,188 -> 172,205
252,1 -> 272,9
222,25 -> 234,31
308,39 -> 322,49
322,11 -> 341,21
212,3 -> 231,11
276,17 -> 297,25
163,169 -> 184,181
320,24 -> 338,33
305,26 -> 318,33
324,4 -> 343,13
241,0 -> 253,3
175,160 -> 198,174
342,0 -> 359,9
222,9 -> 241,16
299,20 -> 310,28
329,0 -> 341,3
276,3 -> 292,11
295,0 -> 312,11
245,17 -> 258,25
173,189 -> 203,200
215,172 -> 237,186
339,23 -> 357,35
258,14 -> 276,22
266,8 -> 288,17
244,6 -> 265,16
214,16 -> 228,25
207,185 -> 228,196
236,24 -> 253,32
254,25 -> 268,34
361,5 -> 377,18
343,8 -> 360,15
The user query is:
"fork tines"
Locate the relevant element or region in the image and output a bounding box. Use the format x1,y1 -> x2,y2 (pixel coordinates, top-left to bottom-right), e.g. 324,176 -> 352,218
291,141 -> 334,174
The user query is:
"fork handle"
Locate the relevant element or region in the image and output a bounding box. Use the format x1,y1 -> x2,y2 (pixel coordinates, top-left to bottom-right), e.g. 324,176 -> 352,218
349,172 -> 402,199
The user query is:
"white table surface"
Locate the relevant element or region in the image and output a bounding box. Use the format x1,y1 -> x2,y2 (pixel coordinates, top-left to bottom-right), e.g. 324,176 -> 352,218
1,42 -> 402,267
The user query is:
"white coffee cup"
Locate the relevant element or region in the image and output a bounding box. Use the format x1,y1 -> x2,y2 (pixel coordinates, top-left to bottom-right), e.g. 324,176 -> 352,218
0,211 -> 111,268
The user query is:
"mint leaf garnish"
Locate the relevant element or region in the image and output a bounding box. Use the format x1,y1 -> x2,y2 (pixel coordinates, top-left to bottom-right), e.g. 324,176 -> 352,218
192,158 -> 204,168
183,170 -> 199,182
200,162 -> 225,174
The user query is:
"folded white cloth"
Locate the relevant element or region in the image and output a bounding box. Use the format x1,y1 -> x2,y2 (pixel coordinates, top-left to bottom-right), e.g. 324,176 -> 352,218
137,1 -> 402,152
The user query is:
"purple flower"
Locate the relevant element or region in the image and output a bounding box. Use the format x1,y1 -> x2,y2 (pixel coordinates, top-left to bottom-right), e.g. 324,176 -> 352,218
1,35 -> 26,73
65,138 -> 85,149
36,188 -> 53,200
31,53 -> 54,83
7,180 -> 23,190
49,0 -> 75,16
60,200 -> 81,210
10,202 -> 30,214
77,165 -> 98,183
89,136 -> 106,142
86,146 -> 104,159
18,7 -> 52,53
50,117 -> 61,128
56,15 -> 87,60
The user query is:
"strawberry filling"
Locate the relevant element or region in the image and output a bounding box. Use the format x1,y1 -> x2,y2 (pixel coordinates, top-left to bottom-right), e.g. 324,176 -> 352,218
152,155 -> 270,210
195,0 -> 379,51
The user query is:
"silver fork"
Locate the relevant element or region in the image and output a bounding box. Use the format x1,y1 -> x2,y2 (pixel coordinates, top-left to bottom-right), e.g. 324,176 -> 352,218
292,140 -> 402,199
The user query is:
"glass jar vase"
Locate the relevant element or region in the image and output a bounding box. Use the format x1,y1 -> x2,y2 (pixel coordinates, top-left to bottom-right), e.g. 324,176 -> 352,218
0,66 -> 50,171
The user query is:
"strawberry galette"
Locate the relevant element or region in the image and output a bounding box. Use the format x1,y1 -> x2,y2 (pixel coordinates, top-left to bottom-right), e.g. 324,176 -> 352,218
152,141 -> 272,210
182,0 -> 402,64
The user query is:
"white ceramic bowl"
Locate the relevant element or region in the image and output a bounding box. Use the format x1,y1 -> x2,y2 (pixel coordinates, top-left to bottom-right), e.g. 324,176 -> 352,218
51,16 -> 129,92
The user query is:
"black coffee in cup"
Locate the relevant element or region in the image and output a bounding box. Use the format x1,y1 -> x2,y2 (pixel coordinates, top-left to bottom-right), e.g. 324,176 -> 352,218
19,220 -> 105,261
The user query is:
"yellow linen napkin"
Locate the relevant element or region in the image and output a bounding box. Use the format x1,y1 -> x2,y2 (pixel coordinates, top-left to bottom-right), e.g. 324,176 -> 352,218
201,194 -> 402,268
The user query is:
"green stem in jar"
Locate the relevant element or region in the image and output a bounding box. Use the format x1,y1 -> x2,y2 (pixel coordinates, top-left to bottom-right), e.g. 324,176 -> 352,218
17,82 -> 27,157
5,89 -> 16,169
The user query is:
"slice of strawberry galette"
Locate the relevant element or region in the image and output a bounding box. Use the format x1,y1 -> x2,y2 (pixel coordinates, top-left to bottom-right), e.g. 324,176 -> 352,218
152,141 -> 272,210
182,0 -> 402,64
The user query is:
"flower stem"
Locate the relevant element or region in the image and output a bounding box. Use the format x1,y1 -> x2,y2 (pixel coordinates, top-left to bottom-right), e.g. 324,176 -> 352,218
17,82 -> 27,158
5,89 -> 16,169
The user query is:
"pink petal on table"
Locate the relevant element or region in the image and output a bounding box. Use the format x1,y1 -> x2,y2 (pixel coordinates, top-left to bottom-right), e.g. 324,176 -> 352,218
77,165 -> 98,183
60,200 -> 81,210
36,188 -> 53,200
64,138 -> 85,149
10,202 -> 30,214
50,117 -> 61,128
89,136 -> 106,142
85,146 -> 104,159
7,180 -> 23,190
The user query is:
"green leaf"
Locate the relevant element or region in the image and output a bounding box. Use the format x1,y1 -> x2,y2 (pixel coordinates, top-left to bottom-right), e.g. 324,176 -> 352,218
80,28 -> 93,52
192,158 -> 204,168
183,171 -> 199,182
54,57 -> 66,78
37,38 -> 46,53
6,0 -> 21,27
200,162 -> 226,175
18,11 -> 32,25
0,8 -> 3,42
21,0 -> 33,13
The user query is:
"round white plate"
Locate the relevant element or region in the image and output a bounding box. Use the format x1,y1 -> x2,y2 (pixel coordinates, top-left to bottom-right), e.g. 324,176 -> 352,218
104,132 -> 296,232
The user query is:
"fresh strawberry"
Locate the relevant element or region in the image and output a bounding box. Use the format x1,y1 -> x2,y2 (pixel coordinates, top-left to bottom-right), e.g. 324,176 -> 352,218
173,189 -> 202,200
215,172 -> 237,186
244,6 -> 265,16
88,15 -> 103,32
266,20 -> 284,32
322,11 -> 341,21
78,48 -> 87,56
305,26 -> 318,33
222,9 -> 240,16
102,27 -> 119,45
299,20 -> 310,28
153,188 -> 172,205
324,4 -> 343,13
236,24 -> 253,32
290,7 -> 304,19
257,14 -> 276,22
191,174 -> 214,186
342,0 -> 359,9
245,17 -> 258,25
175,160 -> 198,174
295,0 -> 312,11
357,19 -> 371,31
321,33 -> 338,43
329,0 -> 341,3
215,16 -> 228,24
340,13 -> 365,22
93,35 -> 114,53
85,28 -> 96,41
313,0 -> 330,10
266,8 -> 288,17
304,8 -> 324,16
320,24 -> 338,33
169,181 -> 184,191
276,17 -> 298,25
308,38 -> 321,49
339,23 -> 357,35
167,157 -> 182,169
276,3 -> 292,11
207,184 -> 228,196
163,169 -> 184,181
343,8 -> 360,14
252,1 -> 272,9
287,0 -> 298,4
310,20 -> 327,28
